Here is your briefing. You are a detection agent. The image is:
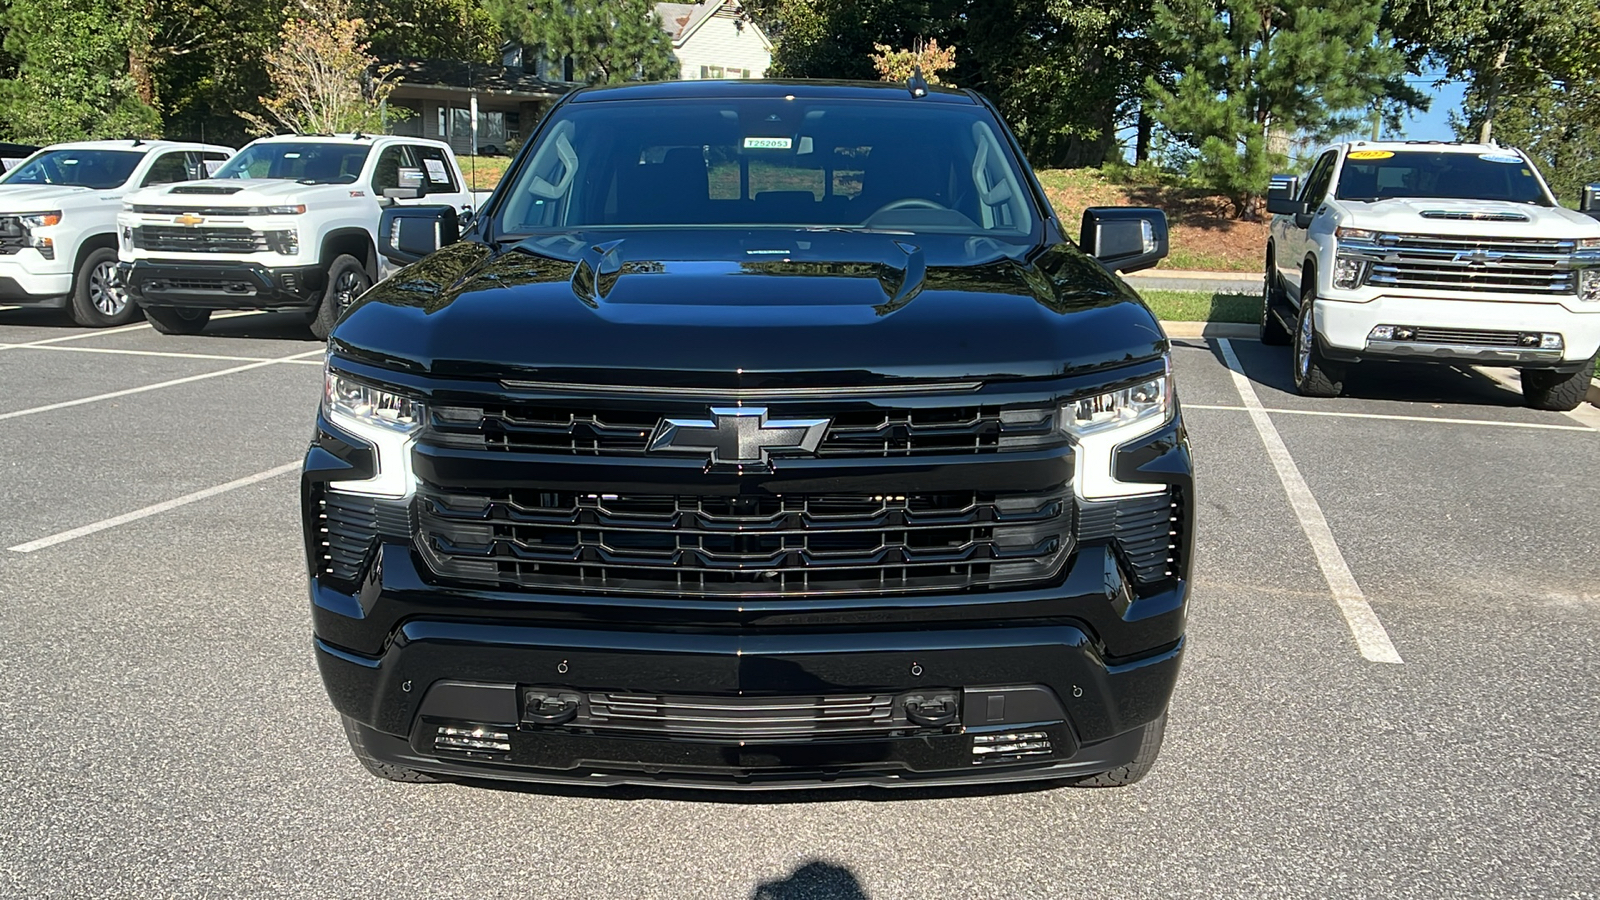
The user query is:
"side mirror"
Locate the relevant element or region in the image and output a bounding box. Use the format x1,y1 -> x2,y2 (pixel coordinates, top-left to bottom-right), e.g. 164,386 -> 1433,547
380,205 -> 460,265
1266,175 -> 1303,216
1081,207 -> 1168,274
1581,183 -> 1600,219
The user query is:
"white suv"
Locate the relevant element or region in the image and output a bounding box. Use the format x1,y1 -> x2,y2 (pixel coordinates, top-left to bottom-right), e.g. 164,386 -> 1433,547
0,140 -> 233,326
1264,141 -> 1600,410
118,134 -> 472,339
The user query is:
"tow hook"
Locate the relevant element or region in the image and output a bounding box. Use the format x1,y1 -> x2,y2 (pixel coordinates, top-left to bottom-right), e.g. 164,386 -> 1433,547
904,693 -> 959,727
522,690 -> 581,725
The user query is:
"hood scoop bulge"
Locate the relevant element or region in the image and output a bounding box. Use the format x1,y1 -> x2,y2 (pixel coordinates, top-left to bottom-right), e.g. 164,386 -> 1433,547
1419,209 -> 1530,222
169,184 -> 244,195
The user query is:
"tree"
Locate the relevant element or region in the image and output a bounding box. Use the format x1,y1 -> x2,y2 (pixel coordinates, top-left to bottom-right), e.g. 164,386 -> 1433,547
1148,0 -> 1425,217
243,1 -> 400,135
487,0 -> 678,84
358,0 -> 500,63
870,38 -> 956,84
0,0 -> 162,142
1453,82 -> 1599,206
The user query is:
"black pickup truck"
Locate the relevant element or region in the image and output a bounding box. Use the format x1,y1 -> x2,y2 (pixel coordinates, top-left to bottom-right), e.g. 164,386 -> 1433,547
303,79 -> 1193,789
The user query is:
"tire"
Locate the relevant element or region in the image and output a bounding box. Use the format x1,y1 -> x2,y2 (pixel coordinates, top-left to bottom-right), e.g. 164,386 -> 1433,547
1521,360 -> 1594,412
1069,713 -> 1167,788
1259,257 -> 1291,345
340,715 -> 440,783
68,246 -> 141,328
143,307 -> 213,335
309,254 -> 372,341
1292,283 -> 1345,397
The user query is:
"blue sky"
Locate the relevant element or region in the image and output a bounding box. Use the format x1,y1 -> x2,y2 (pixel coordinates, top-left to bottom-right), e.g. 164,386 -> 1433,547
1394,78 -> 1469,141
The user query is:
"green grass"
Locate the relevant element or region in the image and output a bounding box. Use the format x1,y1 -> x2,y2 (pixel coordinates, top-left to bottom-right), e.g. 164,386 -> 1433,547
1138,290 -> 1261,324
455,155 -> 513,191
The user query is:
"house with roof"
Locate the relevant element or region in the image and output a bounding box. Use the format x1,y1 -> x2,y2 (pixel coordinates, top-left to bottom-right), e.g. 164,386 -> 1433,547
655,1 -> 772,80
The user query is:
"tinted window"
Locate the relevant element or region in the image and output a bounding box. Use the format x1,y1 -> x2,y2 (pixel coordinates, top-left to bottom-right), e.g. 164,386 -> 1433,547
1301,150 -> 1338,208
371,146 -> 409,193
1335,151 -> 1550,205
214,142 -> 370,183
497,98 -> 1039,237
0,149 -> 143,189
142,152 -> 191,186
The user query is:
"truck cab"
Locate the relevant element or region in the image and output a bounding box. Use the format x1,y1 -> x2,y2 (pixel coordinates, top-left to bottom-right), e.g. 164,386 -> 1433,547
118,134 -> 472,339
1263,141 -> 1600,410
0,140 -> 233,327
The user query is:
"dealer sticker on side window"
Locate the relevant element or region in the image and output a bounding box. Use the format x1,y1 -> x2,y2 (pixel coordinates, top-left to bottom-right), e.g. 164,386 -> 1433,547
743,137 -> 792,150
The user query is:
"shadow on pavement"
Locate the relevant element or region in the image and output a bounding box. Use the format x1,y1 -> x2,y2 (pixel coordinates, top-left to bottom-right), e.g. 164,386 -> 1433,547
198,312 -> 324,343
1225,339 -> 1525,408
751,860 -> 869,900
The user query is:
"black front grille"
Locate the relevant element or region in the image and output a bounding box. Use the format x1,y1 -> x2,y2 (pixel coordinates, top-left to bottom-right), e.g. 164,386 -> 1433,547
1409,327 -> 1527,346
585,692 -> 899,740
1077,489 -> 1183,585
426,402 -> 1058,458
134,225 -> 269,253
316,490 -> 411,582
0,216 -> 25,255
417,486 -> 1073,597
145,277 -> 255,294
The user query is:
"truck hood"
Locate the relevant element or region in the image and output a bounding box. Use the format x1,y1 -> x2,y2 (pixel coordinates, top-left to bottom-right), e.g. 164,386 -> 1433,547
124,177 -> 352,209
332,231 -> 1168,386
1338,197 -> 1600,237
0,184 -> 97,211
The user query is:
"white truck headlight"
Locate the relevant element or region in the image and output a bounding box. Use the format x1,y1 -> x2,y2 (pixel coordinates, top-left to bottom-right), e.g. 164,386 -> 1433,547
324,365 -> 424,498
1063,357 -> 1174,500
1332,255 -> 1365,289
19,210 -> 62,228
1579,269 -> 1600,303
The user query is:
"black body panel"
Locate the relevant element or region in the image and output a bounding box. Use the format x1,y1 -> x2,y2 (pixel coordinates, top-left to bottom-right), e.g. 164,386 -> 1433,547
121,259 -> 323,310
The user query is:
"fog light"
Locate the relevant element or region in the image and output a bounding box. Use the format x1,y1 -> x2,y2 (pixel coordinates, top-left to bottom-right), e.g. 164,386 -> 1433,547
1394,327 -> 1416,341
32,237 -> 53,259
972,730 -> 1054,764
1579,269 -> 1600,303
434,725 -> 511,754
1540,333 -> 1564,350
1369,325 -> 1396,340
1332,256 -> 1363,289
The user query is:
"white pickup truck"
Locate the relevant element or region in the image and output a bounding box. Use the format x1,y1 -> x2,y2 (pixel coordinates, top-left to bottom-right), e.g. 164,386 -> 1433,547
0,140 -> 233,326
1264,141 -> 1600,410
118,134 -> 473,339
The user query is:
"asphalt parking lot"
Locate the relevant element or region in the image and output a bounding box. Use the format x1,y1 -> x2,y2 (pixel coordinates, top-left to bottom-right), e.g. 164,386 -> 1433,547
1,305 -> 1597,899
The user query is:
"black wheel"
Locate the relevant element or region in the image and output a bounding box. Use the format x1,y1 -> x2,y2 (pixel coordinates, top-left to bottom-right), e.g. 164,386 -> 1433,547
1069,714 -> 1167,788
309,254 -> 372,341
1521,360 -> 1594,412
143,307 -> 213,335
68,247 -> 140,327
1292,283 -> 1345,397
340,716 -> 440,783
1259,257 -> 1291,345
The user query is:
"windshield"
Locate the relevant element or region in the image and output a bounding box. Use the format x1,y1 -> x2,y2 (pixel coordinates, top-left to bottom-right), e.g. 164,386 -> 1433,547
214,142 -> 370,184
0,149 -> 143,189
496,98 -> 1041,239
1336,151 -> 1551,205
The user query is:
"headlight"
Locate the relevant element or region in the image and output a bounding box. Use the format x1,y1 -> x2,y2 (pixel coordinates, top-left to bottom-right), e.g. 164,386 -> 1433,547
19,210 -> 62,228
1333,255 -> 1365,289
324,365 -> 424,498
1335,226 -> 1377,242
263,204 -> 307,215
1063,359 -> 1174,500
1578,237 -> 1600,249
1579,269 -> 1600,303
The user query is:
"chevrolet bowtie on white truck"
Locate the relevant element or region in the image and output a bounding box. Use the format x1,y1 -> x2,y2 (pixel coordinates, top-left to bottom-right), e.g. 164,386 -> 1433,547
1263,142 -> 1600,410
0,140 -> 233,327
118,134 -> 473,339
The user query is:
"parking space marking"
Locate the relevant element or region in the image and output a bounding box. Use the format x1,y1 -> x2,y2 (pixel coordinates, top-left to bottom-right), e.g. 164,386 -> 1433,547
1217,338 -> 1404,664
1185,403 -> 1596,433
0,310 -> 268,352
8,461 -> 302,553
0,348 -> 324,422
12,344 -> 301,364
1475,367 -> 1600,432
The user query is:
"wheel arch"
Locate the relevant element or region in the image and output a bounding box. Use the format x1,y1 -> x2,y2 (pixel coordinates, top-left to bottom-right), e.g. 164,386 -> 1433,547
319,228 -> 377,279
72,232 -> 119,278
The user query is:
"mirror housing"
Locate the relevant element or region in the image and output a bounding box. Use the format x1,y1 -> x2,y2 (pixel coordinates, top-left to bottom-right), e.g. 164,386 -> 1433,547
1581,183 -> 1600,219
379,205 -> 459,265
1080,207 -> 1168,274
1266,175 -> 1303,216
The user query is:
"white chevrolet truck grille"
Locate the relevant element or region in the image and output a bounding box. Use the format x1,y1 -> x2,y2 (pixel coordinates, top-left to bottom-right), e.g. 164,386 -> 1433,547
1359,233 -> 1578,295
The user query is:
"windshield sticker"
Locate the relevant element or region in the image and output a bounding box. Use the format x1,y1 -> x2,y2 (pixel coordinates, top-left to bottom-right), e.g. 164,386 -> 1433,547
1347,150 -> 1394,160
1480,153 -> 1522,164
743,137 -> 792,150
423,158 -> 451,183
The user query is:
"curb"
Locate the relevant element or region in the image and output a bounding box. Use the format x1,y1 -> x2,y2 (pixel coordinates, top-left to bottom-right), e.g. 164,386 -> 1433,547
1160,321 -> 1257,339
1590,378 -> 1600,408
1127,269 -> 1258,281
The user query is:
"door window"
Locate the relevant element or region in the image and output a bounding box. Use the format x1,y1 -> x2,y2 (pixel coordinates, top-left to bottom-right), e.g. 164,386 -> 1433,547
371,145 -> 411,194
142,152 -> 191,186
1300,150 -> 1339,209
411,145 -> 459,193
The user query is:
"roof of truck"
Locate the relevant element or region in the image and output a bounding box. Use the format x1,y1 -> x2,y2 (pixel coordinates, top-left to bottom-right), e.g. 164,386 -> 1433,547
38,139 -> 234,154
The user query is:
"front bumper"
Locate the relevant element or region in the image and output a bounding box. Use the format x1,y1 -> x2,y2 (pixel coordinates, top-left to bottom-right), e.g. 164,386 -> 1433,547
1317,293 -> 1600,369
0,254 -> 72,306
318,615 -> 1184,789
120,259 -> 324,311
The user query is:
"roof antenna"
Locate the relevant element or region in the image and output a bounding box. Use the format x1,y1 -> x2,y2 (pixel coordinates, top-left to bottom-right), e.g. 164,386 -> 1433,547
908,66 -> 928,99
131,138 -> 145,147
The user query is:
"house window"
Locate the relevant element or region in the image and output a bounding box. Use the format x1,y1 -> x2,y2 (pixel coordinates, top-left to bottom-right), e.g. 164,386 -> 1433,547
436,107 -> 446,137
726,67 -> 742,78
699,65 -> 708,79
709,65 -> 724,78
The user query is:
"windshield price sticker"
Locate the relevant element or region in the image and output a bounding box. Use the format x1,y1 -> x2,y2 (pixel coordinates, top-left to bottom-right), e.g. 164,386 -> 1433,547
1347,150 -> 1394,160
743,137 -> 793,150
1480,153 -> 1522,164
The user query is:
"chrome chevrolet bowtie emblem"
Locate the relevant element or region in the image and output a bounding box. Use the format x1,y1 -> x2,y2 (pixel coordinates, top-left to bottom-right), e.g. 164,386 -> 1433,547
648,407 -> 830,468
1453,248 -> 1504,265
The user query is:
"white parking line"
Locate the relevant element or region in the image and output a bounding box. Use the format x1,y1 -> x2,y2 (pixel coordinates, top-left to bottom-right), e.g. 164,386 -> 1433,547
1474,367 -> 1600,432
13,344 -> 294,364
9,461 -> 302,553
0,348 -> 324,422
1185,403 -> 1597,433
1217,338 -> 1403,664
0,310 -> 268,352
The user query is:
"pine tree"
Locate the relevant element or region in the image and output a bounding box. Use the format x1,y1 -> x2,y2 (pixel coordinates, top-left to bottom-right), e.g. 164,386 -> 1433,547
486,0 -> 678,85
1147,0 -> 1423,217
